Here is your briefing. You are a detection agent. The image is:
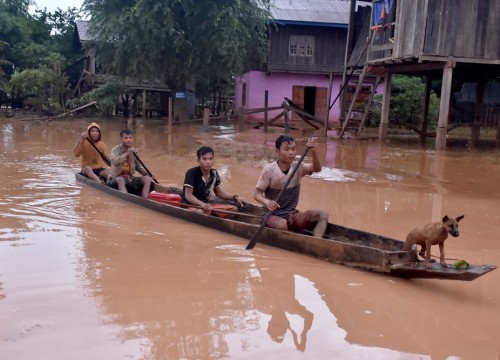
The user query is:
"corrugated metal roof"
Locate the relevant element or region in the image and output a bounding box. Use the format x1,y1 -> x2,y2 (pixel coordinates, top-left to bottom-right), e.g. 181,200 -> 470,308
270,0 -> 351,25
75,20 -> 92,42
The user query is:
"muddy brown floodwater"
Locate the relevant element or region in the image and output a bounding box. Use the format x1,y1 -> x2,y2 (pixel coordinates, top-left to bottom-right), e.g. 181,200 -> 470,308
0,118 -> 499,360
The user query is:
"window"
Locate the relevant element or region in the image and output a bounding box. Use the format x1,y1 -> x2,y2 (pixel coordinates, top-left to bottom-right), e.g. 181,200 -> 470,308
289,35 -> 314,57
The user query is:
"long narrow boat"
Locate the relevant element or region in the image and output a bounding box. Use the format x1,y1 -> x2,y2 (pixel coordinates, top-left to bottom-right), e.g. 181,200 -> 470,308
76,174 -> 496,281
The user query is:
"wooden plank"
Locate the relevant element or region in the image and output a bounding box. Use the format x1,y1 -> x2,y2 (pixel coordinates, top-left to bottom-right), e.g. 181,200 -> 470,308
484,0 -> 500,59
314,87 -> 328,122
419,55 -> 500,65
54,101 -> 97,118
292,85 -> 304,121
474,0 -> 489,57
371,43 -> 394,52
390,263 -> 497,281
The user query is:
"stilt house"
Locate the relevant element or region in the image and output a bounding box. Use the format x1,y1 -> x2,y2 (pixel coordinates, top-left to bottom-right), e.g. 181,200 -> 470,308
343,0 -> 500,149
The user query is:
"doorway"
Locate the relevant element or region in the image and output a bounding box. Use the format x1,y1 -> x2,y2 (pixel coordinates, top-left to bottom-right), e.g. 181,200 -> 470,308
304,86 -> 316,116
292,85 -> 327,121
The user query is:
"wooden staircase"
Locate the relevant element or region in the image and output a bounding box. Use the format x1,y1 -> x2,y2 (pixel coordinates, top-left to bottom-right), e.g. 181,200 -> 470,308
338,67 -> 382,138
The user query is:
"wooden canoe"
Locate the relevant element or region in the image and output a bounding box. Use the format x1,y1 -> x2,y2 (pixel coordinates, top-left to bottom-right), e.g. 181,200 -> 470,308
75,174 -> 496,281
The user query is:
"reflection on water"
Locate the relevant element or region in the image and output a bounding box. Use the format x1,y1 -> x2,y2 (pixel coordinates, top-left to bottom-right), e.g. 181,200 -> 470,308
0,119 -> 499,359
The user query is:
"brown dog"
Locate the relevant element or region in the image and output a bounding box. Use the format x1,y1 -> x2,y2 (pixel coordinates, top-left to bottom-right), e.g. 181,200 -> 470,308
403,215 -> 464,268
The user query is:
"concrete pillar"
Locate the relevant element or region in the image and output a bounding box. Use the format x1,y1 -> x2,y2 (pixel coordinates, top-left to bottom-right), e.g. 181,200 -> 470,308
435,62 -> 455,150
378,73 -> 392,142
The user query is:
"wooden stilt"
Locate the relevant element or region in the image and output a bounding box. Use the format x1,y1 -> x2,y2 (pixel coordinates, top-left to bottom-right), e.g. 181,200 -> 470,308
435,61 -> 454,150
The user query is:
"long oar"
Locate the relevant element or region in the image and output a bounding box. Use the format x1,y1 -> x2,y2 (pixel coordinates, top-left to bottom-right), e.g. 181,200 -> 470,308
246,145 -> 311,250
86,138 -> 111,166
133,152 -> 159,184
151,198 -> 262,219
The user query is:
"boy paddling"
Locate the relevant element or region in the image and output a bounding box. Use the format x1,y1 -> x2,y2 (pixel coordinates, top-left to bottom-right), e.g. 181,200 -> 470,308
108,128 -> 152,197
254,135 -> 328,238
73,122 -> 110,183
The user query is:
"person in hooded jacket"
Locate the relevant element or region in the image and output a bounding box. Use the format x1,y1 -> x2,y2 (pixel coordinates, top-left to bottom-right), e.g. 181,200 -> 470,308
73,122 -> 110,183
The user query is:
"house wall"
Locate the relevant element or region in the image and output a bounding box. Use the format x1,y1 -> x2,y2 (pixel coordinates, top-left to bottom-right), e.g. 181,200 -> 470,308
268,24 -> 348,74
235,71 -> 364,123
422,0 -> 500,60
390,0 -> 500,62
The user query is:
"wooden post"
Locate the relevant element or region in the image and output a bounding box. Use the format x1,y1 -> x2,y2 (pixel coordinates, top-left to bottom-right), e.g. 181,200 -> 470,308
168,96 -> 173,133
340,0 -> 357,126
435,62 -> 454,150
142,89 -> 147,119
237,107 -> 245,132
472,81 -> 484,148
420,75 -> 431,146
378,73 -> 392,142
202,107 -> 209,133
264,90 -> 269,133
325,71 -> 333,136
283,105 -> 290,134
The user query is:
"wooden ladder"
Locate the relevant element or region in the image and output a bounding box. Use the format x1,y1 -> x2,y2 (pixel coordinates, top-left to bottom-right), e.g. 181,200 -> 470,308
338,0 -> 389,138
338,68 -> 382,138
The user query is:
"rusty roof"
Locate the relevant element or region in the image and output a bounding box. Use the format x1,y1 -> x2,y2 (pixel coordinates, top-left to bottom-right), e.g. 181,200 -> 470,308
270,0 -> 351,26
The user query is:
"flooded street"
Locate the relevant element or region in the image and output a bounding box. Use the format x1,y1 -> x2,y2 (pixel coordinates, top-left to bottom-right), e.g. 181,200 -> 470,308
1,118 -> 499,359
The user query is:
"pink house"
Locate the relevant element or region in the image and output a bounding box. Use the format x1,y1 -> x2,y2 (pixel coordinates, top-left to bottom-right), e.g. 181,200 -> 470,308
235,0 -> 352,124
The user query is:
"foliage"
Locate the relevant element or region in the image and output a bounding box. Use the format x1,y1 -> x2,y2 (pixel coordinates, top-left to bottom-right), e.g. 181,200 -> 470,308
81,0 -> 271,93
0,1 -> 80,110
9,66 -> 71,113
366,75 -> 440,128
67,81 -> 126,115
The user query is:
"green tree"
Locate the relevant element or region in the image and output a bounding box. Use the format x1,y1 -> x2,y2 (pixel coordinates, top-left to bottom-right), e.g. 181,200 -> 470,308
9,64 -> 71,113
81,0 -> 270,94
0,0 -> 80,110
367,75 -> 439,129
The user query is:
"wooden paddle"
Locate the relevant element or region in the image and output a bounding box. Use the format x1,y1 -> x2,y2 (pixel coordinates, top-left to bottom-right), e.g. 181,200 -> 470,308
133,152 -> 159,184
85,138 -> 111,166
150,198 -> 262,219
246,144 -> 311,250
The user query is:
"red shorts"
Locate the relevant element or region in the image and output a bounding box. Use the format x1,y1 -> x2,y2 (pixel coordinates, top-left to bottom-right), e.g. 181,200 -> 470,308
266,210 -> 315,232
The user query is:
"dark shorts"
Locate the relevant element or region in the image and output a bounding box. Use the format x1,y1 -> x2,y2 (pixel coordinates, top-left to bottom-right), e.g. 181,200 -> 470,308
108,176 -> 145,195
267,210 -> 315,232
92,168 -> 106,177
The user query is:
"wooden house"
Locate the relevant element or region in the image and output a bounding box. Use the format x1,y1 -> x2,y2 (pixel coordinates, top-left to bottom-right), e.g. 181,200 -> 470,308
73,20 -> 174,118
343,0 -> 500,149
234,0 -> 352,125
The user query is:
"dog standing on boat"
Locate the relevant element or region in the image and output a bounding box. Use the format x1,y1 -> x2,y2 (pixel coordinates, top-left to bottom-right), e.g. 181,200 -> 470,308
403,215 -> 464,268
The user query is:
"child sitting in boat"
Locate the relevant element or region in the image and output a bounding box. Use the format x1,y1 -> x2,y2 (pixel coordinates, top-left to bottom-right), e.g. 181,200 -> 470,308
254,135 -> 328,237
73,122 -> 110,183
182,146 -> 244,217
107,128 -> 152,197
